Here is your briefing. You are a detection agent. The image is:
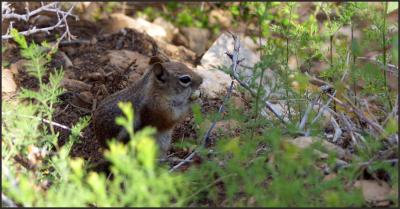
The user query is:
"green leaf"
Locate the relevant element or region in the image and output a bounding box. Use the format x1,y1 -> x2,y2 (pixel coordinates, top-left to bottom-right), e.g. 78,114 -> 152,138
387,2 -> 398,14
10,28 -> 28,49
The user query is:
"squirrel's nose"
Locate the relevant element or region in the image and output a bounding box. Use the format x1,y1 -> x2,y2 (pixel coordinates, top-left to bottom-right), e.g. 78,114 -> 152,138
190,89 -> 201,101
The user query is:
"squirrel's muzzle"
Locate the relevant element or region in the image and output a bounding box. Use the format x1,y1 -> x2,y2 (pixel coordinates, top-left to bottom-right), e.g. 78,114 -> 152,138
189,89 -> 201,101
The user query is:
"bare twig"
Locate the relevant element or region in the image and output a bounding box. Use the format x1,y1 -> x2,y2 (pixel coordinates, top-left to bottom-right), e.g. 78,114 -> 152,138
203,81 -> 235,147
357,57 -> 399,75
2,2 -> 58,21
330,117 -> 342,143
298,98 -> 316,131
2,24 -> 66,39
2,112 -> 82,137
309,52 -> 351,127
338,112 -> 357,145
342,96 -> 386,135
2,2 -> 77,40
383,95 -> 398,126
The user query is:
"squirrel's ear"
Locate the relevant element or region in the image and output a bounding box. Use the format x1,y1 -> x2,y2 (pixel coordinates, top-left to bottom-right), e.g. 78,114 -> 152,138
152,62 -> 168,83
149,55 -> 169,65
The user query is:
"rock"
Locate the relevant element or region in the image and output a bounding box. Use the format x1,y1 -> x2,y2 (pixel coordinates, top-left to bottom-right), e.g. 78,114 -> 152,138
153,17 -> 179,43
157,40 -> 196,67
231,95 -> 246,110
242,36 -> 266,53
77,91 -> 94,104
172,33 -> 189,49
107,50 -> 150,74
194,65 -> 232,99
10,59 -> 27,75
196,33 -> 264,99
290,136 -> 347,159
209,9 -> 232,28
200,33 -> 260,71
195,31 -> 284,101
85,72 -> 104,81
61,78 -> 91,92
354,180 -> 392,204
103,13 -> 168,41
63,69 -> 76,80
179,27 -> 210,56
58,51 -> 73,69
2,68 -> 17,93
288,55 -> 298,71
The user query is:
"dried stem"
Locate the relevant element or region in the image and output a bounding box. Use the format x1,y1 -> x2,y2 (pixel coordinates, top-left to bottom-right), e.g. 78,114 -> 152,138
2,2 -> 78,40
2,112 -> 82,137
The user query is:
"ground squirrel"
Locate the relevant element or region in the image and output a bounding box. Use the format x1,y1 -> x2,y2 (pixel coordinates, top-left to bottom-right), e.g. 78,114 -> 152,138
93,55 -> 203,157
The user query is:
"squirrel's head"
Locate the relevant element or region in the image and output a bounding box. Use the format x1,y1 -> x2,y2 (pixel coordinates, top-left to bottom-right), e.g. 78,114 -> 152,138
148,56 -> 203,108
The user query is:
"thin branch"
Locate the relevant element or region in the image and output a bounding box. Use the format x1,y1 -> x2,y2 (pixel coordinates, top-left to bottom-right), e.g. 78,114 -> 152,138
2,2 -> 58,21
2,2 -> 77,40
357,57 -> 398,75
2,24 -> 66,39
298,98 -> 316,131
330,116 -> 342,143
203,80 -> 235,147
342,96 -> 386,135
309,51 -> 351,127
383,95 -> 398,126
2,112 -> 82,137
338,112 -> 357,145
169,151 -> 197,173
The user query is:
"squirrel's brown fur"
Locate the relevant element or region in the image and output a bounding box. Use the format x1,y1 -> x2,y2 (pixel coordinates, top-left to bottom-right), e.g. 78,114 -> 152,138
92,56 -> 203,157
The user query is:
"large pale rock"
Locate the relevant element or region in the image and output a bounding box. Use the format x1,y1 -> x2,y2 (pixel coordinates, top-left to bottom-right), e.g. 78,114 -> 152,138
194,65 -> 232,98
2,68 -> 17,93
242,36 -> 266,53
103,13 -> 168,41
199,33 -> 260,73
195,33 -> 262,99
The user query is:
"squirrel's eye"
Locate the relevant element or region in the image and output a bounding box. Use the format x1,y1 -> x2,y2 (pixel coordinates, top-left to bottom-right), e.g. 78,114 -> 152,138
179,75 -> 192,86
